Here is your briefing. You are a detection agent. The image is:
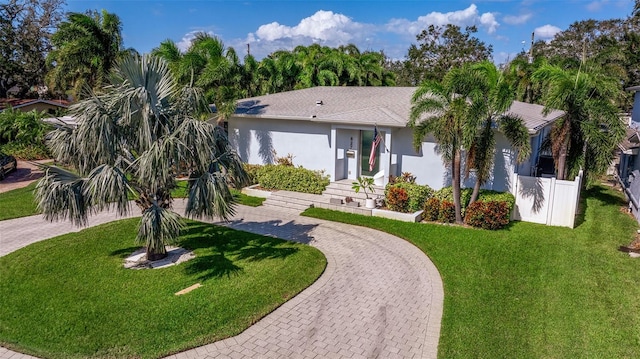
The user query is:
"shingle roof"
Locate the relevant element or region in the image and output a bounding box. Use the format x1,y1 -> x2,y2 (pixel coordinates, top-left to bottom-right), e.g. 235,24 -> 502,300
234,86 -> 564,132
0,98 -> 70,111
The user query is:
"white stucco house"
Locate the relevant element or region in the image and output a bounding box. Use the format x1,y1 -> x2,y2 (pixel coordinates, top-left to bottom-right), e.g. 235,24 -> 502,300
228,86 -> 564,192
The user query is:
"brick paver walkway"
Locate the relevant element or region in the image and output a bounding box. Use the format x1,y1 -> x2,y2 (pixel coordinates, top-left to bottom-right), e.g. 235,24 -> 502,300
0,202 -> 443,359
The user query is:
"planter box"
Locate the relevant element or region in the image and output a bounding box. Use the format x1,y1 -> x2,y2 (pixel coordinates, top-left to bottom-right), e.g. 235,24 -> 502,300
241,184 -> 272,198
372,209 -> 424,223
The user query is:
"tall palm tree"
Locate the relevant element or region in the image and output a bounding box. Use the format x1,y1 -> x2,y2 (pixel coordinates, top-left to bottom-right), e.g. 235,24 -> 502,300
46,10 -> 129,99
410,69 -> 479,223
36,55 -> 248,260
532,61 -> 625,181
464,61 -> 531,205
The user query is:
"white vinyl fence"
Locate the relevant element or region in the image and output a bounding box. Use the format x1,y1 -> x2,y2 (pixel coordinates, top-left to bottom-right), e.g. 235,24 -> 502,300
511,170 -> 583,228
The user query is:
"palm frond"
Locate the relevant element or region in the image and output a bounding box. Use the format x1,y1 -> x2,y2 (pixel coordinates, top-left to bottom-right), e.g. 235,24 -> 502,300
137,204 -> 183,254
35,166 -> 90,226
185,172 -> 236,221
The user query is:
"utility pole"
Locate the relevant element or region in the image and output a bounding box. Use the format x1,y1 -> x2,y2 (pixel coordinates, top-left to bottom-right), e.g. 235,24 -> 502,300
528,32 -> 534,64
247,43 -> 250,56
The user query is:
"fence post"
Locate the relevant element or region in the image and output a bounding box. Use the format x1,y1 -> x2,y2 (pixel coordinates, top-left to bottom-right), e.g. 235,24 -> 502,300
546,177 -> 556,225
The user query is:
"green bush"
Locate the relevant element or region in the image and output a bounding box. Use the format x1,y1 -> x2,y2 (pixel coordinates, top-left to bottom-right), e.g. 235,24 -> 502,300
464,201 -> 511,230
438,201 -> 456,223
0,142 -> 50,160
434,186 -> 473,209
242,163 -> 263,185
423,197 -> 441,221
385,182 -> 433,212
257,164 -> 329,194
386,186 -> 409,212
477,190 -> 516,213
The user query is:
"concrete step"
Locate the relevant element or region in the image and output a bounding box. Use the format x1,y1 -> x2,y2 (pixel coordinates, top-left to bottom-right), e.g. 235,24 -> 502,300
322,187 -> 385,201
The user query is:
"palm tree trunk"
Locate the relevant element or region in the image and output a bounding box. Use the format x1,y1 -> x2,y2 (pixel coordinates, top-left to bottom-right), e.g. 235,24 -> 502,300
469,178 -> 481,206
452,150 -> 463,224
557,135 -> 570,180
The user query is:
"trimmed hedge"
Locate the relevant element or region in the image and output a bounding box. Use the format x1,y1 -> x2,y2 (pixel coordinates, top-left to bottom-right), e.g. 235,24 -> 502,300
257,164 -> 329,194
242,163 -> 263,185
464,201 -> 511,230
477,190 -> 516,213
385,182 -> 433,213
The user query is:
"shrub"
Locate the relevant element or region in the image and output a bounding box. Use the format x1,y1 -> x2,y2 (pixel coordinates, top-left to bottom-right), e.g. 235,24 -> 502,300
438,201 -> 456,223
388,172 -> 416,184
242,163 -> 263,185
477,190 -> 516,213
434,186 -> 473,211
385,182 -> 433,212
0,142 -> 50,160
257,164 -> 329,194
423,197 -> 441,221
464,201 -> 511,230
386,186 -> 409,212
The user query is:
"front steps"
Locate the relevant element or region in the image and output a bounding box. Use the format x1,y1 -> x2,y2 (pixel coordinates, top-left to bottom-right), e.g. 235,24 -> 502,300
257,180 -> 386,216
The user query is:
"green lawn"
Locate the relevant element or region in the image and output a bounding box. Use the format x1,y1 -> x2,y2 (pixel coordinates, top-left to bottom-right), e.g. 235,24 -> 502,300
0,182 -> 38,220
0,219 -> 325,358
303,185 -> 640,358
0,182 -> 263,221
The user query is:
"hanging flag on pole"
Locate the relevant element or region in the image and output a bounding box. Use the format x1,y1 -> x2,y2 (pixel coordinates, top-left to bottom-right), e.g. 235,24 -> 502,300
369,127 -> 382,172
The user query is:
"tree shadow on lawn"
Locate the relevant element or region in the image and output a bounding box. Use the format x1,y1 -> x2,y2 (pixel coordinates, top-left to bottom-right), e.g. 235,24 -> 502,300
178,222 -> 305,281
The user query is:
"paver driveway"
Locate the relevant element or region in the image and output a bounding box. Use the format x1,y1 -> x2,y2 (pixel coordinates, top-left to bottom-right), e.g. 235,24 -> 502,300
0,203 -> 443,359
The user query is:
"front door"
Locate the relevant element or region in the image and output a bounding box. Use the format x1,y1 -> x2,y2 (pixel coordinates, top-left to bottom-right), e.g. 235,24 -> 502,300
360,130 -> 379,177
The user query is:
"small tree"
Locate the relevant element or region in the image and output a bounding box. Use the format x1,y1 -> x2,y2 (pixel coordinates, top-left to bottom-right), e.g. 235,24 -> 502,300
36,55 -> 248,260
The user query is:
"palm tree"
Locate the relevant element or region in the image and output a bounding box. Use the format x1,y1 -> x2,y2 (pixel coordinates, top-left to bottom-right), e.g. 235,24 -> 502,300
409,69 -> 479,223
464,61 -> 531,205
36,55 -> 248,260
532,61 -> 625,181
46,10 -> 129,99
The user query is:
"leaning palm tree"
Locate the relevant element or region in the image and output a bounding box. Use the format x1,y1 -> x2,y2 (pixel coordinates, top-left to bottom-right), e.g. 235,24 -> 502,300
463,61 -> 531,205
410,69 -> 479,223
532,61 -> 625,181
36,55 -> 248,260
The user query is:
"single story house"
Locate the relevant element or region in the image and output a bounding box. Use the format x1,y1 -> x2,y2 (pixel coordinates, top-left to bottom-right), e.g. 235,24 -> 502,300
0,98 -> 70,114
229,86 -> 564,192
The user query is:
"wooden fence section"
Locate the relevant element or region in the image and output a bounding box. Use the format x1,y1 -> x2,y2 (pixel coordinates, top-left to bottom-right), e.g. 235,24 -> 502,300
510,171 -> 583,228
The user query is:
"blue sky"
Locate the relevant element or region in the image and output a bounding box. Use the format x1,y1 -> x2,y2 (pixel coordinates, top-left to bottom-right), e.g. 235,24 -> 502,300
65,0 -> 636,64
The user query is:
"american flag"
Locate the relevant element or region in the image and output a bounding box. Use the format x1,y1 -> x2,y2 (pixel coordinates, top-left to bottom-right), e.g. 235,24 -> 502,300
369,127 -> 382,172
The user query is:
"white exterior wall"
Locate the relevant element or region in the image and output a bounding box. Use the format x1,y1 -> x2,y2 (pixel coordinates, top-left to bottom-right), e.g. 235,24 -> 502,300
229,117 -> 335,180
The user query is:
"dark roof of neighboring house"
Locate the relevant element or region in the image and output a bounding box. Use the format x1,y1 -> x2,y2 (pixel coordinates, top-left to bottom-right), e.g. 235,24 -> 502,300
0,98 -> 70,111
233,86 -> 565,133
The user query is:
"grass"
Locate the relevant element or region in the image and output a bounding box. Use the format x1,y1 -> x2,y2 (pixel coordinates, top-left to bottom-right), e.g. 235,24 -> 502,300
0,219 -> 325,358
303,185 -> 640,358
0,182 -> 264,221
0,182 -> 38,220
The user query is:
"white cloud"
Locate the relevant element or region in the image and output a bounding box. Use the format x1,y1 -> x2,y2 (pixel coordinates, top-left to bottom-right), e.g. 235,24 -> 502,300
586,0 -> 608,12
176,30 -> 215,52
386,4 -> 500,36
503,13 -> 532,25
534,24 -> 562,41
254,10 -> 366,44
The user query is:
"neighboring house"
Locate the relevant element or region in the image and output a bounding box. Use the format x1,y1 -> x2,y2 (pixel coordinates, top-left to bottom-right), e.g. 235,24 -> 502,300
628,85 -> 640,125
616,127 -> 640,184
0,98 -> 70,115
229,86 -> 564,192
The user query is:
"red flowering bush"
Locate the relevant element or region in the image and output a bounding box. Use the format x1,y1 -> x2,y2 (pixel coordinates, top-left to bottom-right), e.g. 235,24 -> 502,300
386,187 -> 409,212
464,201 -> 511,230
423,197 -> 441,221
438,201 -> 456,223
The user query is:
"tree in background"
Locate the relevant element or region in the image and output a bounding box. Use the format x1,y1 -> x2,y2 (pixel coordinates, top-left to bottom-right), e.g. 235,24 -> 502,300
394,24 -> 492,85
409,68 -> 480,223
46,10 -> 131,99
37,55 -> 248,260
0,0 -> 65,98
532,61 -> 625,182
